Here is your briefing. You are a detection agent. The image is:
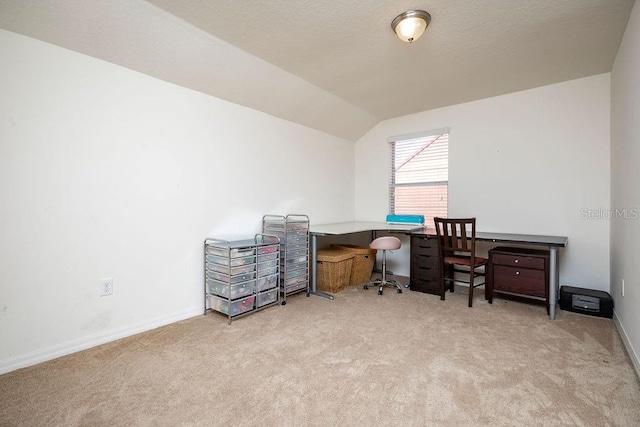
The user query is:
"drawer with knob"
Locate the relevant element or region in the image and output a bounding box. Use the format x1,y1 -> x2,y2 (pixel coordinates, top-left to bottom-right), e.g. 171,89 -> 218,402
492,265 -> 546,298
487,246 -> 550,307
490,253 -> 545,270
410,235 -> 439,295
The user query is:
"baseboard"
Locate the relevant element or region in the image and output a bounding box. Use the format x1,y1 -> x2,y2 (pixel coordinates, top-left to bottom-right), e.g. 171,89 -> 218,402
0,307 -> 203,375
613,311 -> 640,380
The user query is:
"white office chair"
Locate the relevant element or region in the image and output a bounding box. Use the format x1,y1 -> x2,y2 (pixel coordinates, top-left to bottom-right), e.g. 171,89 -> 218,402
363,236 -> 402,295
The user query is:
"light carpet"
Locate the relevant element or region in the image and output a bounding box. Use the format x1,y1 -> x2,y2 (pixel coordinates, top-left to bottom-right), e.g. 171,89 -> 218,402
1,285 -> 639,426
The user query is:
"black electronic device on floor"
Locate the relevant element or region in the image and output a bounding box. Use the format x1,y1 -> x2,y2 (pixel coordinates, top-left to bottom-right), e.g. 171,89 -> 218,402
559,286 -> 613,318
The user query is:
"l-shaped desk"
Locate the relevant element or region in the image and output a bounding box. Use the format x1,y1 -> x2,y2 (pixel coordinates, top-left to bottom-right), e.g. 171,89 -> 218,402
309,222 -> 568,320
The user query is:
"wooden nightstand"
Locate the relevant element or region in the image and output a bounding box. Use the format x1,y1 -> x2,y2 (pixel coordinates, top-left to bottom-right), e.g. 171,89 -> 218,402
487,246 -> 550,311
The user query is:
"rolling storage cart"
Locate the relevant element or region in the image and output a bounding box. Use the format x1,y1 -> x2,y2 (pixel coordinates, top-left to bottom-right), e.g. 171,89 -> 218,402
204,234 -> 280,324
262,214 -> 310,304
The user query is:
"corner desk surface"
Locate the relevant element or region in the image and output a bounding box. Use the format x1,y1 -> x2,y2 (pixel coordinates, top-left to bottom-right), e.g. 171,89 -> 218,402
309,222 -> 568,320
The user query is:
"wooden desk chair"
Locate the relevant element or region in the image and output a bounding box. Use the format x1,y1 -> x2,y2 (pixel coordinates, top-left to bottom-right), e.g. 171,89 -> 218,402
433,217 -> 488,307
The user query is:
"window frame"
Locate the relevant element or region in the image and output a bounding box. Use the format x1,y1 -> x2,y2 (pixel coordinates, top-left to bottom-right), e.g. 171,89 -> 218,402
388,128 -> 450,228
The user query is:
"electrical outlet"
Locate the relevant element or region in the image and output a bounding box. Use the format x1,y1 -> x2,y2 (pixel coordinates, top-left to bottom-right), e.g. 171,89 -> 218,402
621,279 -> 624,297
100,278 -> 113,297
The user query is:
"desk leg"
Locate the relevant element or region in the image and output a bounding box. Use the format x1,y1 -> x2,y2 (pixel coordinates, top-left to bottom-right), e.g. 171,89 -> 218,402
549,247 -> 558,320
310,234 -> 334,300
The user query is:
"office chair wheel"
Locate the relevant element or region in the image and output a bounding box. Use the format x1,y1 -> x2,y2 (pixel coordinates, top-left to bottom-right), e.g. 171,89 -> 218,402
378,290 -> 383,295
363,284 -> 369,290
281,301 -> 286,306
397,289 -> 402,294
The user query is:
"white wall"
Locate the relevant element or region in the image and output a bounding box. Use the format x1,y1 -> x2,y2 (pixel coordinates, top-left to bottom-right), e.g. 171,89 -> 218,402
0,29 -> 355,373
355,74 -> 611,288
611,0 -> 640,375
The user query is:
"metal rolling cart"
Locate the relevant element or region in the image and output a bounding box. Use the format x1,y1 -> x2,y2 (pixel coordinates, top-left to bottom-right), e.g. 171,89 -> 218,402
262,214 -> 310,304
204,233 -> 280,324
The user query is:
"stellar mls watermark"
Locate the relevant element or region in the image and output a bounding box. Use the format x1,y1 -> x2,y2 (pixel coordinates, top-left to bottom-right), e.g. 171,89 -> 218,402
580,208 -> 638,220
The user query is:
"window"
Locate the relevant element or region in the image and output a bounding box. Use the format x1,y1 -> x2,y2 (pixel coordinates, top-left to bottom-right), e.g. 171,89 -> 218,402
389,129 -> 449,229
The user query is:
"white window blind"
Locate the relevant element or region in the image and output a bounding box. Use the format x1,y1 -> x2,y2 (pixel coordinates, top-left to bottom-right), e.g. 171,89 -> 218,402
389,130 -> 449,228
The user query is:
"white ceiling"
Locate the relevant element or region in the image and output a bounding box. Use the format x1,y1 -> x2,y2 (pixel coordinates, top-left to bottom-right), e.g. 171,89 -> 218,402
0,0 -> 635,141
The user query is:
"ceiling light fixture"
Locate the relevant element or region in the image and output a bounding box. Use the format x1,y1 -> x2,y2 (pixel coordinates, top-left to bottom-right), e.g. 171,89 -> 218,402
391,10 -> 431,43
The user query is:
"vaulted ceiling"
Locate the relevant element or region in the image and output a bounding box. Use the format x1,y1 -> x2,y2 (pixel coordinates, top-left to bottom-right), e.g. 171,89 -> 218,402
0,0 -> 635,141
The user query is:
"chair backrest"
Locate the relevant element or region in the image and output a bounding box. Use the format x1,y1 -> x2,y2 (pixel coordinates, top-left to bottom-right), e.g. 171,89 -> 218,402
433,217 -> 477,256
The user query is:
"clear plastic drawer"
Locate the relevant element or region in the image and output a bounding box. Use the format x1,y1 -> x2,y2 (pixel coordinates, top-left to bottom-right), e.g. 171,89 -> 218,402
206,254 -> 256,267
257,244 -> 279,255
284,274 -> 308,287
257,252 -> 278,262
285,242 -> 308,252
285,264 -> 307,274
284,266 -> 307,279
257,266 -> 278,278
207,263 -> 255,275
206,271 -> 255,284
256,274 -> 278,292
207,279 -> 255,300
285,235 -> 308,244
283,281 -> 307,293
257,259 -> 278,270
206,246 -> 255,258
285,221 -> 308,231
286,249 -> 308,258
285,228 -> 308,236
285,255 -> 308,265
256,289 -> 278,307
207,294 -> 255,316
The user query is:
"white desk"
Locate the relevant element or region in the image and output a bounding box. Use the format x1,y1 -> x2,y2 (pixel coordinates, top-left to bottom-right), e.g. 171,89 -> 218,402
309,222 -> 423,300
309,222 -> 568,320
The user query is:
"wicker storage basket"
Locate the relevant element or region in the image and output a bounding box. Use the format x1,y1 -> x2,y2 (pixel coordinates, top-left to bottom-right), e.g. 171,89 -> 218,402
316,248 -> 354,293
330,244 -> 377,286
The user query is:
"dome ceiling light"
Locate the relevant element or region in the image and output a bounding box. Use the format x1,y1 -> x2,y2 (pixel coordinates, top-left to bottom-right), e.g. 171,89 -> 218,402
391,10 -> 431,43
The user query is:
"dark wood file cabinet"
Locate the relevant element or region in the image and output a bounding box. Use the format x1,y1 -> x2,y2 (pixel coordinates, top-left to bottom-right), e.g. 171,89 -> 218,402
487,246 -> 550,309
409,234 -> 439,295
